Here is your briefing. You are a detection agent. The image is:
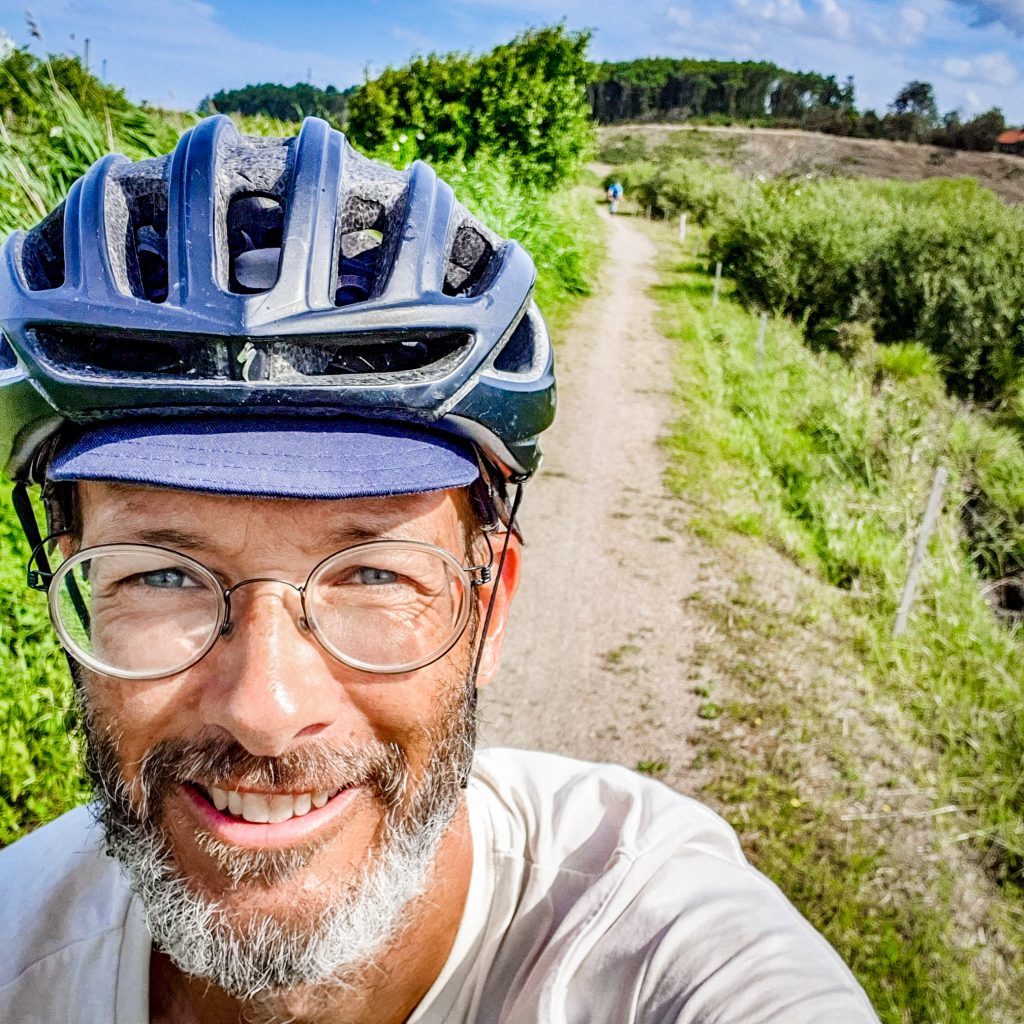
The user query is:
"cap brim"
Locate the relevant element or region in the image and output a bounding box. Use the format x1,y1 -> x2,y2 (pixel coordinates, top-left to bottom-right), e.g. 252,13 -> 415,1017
48,417 -> 479,499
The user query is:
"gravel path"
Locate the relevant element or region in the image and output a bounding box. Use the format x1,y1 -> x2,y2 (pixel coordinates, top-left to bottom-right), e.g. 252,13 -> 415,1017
478,209 -> 704,787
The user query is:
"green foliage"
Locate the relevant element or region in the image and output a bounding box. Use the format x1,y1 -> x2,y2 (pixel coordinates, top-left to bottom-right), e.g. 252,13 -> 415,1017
347,25 -> 593,186
0,56 -> 178,238
708,174 -> 1024,405
615,157 -> 741,225
657,236 -> 1024,886
1,48 -> 131,120
0,483 -> 87,845
202,81 -> 354,123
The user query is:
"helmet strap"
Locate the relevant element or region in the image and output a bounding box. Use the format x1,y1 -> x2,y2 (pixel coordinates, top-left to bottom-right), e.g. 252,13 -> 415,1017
12,483 -> 49,576
462,482 -> 524,787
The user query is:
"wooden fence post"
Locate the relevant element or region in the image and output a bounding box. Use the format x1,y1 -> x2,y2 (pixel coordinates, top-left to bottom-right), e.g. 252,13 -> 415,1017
712,261 -> 722,308
679,213 -> 688,244
756,312 -> 768,367
893,466 -> 949,636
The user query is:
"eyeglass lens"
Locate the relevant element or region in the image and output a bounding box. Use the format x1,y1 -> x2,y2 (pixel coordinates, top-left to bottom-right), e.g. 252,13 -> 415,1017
53,544 -> 469,678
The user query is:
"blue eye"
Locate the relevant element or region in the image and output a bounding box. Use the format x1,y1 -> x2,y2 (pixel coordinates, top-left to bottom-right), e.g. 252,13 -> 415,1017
141,569 -> 191,589
355,567 -> 398,585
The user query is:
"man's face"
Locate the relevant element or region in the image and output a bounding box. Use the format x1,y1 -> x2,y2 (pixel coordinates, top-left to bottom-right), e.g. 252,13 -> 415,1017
71,481 -> 516,996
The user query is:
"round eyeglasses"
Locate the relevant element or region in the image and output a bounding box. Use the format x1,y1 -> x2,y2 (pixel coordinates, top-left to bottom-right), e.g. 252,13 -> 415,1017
27,538 -> 493,680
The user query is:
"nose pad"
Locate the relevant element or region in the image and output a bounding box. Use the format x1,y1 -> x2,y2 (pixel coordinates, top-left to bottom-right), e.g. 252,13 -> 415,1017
297,614 -> 311,633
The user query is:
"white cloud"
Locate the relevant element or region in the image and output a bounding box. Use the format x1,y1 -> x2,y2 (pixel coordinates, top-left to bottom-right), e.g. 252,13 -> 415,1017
942,49 -> 1017,84
667,5 -> 693,28
391,26 -> 437,53
819,0 -> 852,35
732,0 -> 806,25
900,5 -> 928,42
0,28 -> 13,60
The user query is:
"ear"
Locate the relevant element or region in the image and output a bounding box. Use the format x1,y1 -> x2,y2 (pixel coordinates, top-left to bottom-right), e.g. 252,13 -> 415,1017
473,532 -> 521,690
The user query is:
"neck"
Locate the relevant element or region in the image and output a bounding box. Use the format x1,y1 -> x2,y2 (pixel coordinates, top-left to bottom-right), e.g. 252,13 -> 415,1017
149,803 -> 474,1024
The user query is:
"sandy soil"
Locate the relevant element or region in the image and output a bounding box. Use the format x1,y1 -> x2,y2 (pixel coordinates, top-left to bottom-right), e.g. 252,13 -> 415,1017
477,209 -> 704,788
601,123 -> 1024,203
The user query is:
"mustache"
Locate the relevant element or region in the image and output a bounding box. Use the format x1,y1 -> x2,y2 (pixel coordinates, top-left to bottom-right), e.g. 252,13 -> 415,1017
113,733 -> 408,825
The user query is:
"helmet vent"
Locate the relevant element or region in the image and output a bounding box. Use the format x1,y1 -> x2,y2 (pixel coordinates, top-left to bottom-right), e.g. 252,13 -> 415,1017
123,190 -> 169,303
443,225 -> 493,297
336,197 -> 385,306
227,194 -> 284,294
21,202 -> 67,291
492,315 -> 534,374
29,328 -> 203,377
0,332 -> 17,371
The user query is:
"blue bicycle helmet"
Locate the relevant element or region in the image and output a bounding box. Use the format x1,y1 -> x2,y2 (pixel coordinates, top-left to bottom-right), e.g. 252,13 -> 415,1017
0,115 -> 555,497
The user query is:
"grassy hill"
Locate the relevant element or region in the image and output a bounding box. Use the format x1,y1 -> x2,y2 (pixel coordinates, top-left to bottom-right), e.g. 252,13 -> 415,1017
599,123 -> 1024,204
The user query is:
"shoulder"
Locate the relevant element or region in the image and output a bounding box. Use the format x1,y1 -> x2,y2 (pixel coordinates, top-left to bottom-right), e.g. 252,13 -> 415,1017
0,805 -> 134,987
466,750 -> 879,1023
470,747 -> 744,873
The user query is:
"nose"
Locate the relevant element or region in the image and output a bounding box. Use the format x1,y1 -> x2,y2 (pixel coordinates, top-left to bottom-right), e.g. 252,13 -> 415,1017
193,582 -> 352,757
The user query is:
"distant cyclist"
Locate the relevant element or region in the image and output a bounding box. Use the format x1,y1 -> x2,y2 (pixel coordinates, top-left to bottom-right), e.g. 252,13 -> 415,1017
607,178 -> 623,214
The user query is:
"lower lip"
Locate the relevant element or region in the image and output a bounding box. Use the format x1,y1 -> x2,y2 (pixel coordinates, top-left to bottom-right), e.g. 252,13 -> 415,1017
180,784 -> 361,849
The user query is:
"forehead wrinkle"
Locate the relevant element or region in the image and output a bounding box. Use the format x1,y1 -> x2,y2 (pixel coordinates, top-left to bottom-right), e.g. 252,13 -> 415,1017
77,482 -> 465,558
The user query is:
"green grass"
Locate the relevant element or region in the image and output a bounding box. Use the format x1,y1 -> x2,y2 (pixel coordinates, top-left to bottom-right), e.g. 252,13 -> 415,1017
647,222 -> 1024,1022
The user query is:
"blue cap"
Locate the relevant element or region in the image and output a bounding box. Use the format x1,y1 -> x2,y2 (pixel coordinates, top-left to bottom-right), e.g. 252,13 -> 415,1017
48,417 -> 480,499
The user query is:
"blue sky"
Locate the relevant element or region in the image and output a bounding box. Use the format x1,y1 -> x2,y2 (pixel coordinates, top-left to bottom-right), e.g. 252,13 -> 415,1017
1,0 -> 1023,121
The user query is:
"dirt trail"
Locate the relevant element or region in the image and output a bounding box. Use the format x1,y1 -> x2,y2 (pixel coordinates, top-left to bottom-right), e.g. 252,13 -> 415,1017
478,210 -> 703,786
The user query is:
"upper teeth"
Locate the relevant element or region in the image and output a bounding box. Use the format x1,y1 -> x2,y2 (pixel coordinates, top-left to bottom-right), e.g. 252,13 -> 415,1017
208,786 -> 337,823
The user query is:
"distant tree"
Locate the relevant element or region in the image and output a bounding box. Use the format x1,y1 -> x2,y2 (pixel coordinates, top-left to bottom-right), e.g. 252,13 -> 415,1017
891,80 -> 939,129
201,82 -> 353,124
933,107 -> 1006,151
959,107 -> 1006,150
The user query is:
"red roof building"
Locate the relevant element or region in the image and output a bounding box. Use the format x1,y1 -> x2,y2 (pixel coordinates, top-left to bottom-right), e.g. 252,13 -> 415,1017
996,129 -> 1024,154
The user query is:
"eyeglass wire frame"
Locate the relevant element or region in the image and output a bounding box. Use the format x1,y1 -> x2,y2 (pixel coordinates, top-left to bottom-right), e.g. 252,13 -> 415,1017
26,532 -> 495,681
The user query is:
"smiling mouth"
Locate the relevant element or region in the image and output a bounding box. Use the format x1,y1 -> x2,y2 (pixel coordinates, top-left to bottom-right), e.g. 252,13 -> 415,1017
194,784 -> 346,824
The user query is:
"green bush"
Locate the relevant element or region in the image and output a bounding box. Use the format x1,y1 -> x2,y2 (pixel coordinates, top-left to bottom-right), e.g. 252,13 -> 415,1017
707,175 -> 1024,404
347,25 -> 593,187
616,157 -> 741,224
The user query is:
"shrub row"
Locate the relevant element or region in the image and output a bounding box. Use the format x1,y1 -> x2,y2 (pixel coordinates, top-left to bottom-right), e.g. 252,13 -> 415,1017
615,160 -> 1024,406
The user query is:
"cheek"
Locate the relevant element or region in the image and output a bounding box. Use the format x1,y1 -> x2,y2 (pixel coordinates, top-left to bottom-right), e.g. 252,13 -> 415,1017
83,672 -> 201,784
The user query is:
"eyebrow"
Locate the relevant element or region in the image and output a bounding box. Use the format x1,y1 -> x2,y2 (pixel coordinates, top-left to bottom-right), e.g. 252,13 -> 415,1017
119,527 -> 210,550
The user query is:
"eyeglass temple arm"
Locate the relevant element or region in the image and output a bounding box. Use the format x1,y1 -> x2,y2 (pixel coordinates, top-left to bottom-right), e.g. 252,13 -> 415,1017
465,482 -> 524,789
14,483 -> 92,633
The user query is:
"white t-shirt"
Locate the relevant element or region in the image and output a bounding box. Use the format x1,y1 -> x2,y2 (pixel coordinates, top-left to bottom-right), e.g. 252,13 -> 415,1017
0,749 -> 879,1023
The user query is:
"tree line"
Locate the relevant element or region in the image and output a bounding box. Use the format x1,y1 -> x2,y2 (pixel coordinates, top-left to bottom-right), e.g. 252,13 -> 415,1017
591,60 -> 1011,153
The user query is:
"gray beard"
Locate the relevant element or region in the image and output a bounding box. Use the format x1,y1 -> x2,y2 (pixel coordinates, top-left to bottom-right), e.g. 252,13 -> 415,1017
82,685 -> 476,1002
